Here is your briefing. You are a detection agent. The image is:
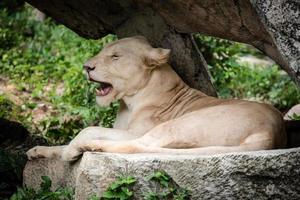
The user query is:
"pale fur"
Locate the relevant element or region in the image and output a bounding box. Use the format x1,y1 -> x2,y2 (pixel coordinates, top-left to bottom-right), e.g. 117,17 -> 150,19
27,36 -> 287,161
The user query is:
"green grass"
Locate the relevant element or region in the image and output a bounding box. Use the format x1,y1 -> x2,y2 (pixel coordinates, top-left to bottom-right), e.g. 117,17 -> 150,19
194,34 -> 300,110
10,176 -> 73,200
0,5 -> 118,144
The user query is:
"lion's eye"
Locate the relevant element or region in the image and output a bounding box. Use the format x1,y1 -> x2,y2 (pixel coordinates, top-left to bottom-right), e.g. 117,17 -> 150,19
111,54 -> 120,61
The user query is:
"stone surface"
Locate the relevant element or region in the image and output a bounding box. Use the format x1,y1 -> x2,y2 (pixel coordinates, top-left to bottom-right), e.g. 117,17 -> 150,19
24,148 -> 300,199
25,0 -> 300,88
250,0 -> 300,86
284,104 -> 300,120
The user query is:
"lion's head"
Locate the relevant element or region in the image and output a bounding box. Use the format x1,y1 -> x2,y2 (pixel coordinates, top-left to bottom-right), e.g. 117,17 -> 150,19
84,36 -> 170,106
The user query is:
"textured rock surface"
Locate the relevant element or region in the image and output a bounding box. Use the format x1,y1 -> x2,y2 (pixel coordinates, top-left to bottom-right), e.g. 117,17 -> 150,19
24,148 -> 300,199
284,104 -> 300,120
250,0 -> 300,86
25,0 -> 300,88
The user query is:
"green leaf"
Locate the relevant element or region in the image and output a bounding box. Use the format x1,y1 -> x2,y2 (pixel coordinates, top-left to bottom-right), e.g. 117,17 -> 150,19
40,176 -> 52,192
289,113 -> 300,121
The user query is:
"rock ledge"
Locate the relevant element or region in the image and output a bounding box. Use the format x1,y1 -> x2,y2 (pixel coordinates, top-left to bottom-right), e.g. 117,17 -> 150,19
24,148 -> 300,199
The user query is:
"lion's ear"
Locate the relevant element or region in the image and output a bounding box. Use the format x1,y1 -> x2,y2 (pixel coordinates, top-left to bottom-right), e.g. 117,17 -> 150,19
145,48 -> 171,68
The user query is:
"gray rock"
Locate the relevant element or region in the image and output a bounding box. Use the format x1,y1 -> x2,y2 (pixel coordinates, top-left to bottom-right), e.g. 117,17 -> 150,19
250,0 -> 300,85
284,104 -> 300,120
26,0 -> 300,87
24,148 -> 300,199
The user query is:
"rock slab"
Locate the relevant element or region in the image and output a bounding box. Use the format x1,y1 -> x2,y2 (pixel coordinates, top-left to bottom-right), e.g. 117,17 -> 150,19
24,148 -> 300,199
26,0 -> 300,86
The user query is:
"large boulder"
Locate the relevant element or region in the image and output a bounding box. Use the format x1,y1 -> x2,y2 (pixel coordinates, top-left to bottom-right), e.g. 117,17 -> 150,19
249,0 -> 300,85
26,0 -> 300,96
24,148 -> 300,199
25,0 -> 300,92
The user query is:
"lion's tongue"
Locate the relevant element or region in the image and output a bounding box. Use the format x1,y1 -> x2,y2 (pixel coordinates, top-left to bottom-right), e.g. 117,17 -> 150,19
96,86 -> 112,96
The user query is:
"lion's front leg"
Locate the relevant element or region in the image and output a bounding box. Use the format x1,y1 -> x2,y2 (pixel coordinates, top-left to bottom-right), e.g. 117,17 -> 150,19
60,140 -> 141,161
27,127 -> 134,161
26,145 -> 66,160
60,127 -> 134,161
27,144 -> 85,162
61,145 -> 83,161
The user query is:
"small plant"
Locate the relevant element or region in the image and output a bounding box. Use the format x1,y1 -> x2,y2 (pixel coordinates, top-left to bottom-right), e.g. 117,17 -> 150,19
144,170 -> 191,200
90,171 -> 191,200
0,94 -> 14,118
0,94 -> 29,126
101,176 -> 136,200
288,113 -> 300,121
10,176 -> 74,200
10,172 -> 190,199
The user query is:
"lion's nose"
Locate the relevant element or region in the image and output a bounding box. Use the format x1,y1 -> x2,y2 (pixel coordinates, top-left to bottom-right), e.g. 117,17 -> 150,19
83,64 -> 95,72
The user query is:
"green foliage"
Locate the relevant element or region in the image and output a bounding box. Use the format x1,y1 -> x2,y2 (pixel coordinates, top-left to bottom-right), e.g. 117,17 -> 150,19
144,171 -> 191,200
100,176 -> 136,200
146,170 -> 171,188
195,34 -> 300,110
0,5 -> 118,143
0,94 -> 28,124
0,94 -> 14,118
90,171 -> 191,200
40,116 -> 83,144
288,113 -> 300,121
10,176 -> 73,200
10,172 -> 190,200
88,195 -> 101,200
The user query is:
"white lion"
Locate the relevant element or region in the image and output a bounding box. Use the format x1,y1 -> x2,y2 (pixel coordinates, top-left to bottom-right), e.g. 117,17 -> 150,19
27,36 -> 287,161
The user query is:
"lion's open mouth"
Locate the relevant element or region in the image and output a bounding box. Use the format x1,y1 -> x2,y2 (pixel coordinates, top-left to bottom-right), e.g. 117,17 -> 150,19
96,82 -> 113,96
89,78 -> 113,96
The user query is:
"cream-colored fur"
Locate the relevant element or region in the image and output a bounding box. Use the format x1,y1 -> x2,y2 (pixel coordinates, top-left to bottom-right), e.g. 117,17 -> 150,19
27,36 -> 287,161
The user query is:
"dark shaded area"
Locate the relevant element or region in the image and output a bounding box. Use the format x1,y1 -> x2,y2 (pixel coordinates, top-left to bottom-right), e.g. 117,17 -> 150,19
0,149 -> 27,199
0,0 -> 24,12
286,120 -> 300,148
0,118 -> 47,199
0,118 -> 29,145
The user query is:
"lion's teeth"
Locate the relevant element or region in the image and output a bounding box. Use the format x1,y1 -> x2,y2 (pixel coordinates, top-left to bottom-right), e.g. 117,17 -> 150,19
95,88 -> 102,96
101,89 -> 105,95
95,86 -> 112,96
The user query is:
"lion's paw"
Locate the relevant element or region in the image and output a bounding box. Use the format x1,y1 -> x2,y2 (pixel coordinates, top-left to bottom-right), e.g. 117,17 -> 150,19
26,146 -> 48,160
61,146 -> 82,162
